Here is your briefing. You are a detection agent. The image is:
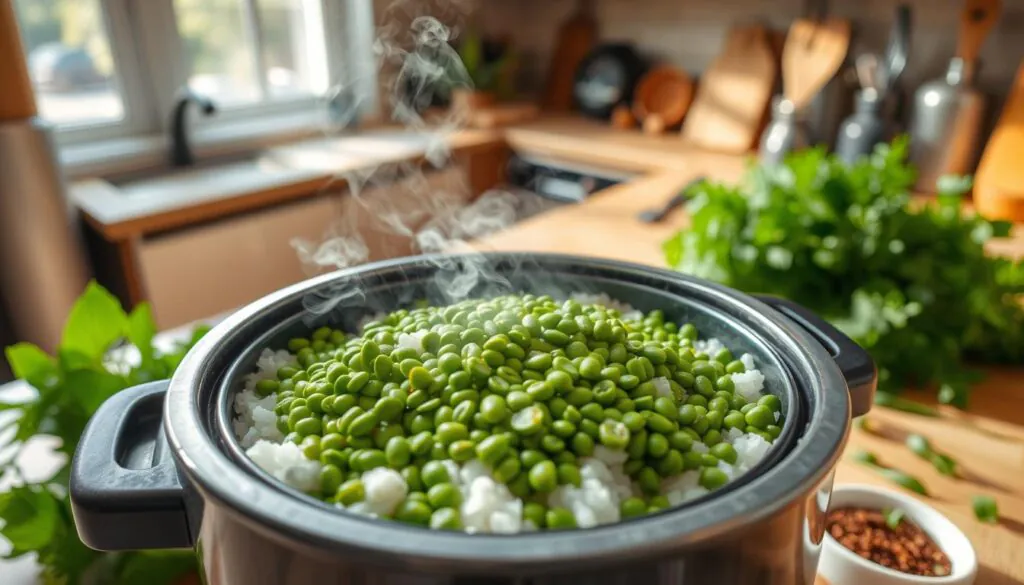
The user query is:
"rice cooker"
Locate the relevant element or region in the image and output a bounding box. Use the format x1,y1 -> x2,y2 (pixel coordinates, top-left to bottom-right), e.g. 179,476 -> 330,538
70,253 -> 875,585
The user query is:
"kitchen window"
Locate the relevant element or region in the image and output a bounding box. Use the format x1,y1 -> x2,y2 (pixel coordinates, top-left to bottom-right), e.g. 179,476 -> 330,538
12,0 -> 375,174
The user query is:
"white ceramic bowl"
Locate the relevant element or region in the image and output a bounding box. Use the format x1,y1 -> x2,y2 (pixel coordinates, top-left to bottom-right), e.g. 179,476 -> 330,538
818,484 -> 977,585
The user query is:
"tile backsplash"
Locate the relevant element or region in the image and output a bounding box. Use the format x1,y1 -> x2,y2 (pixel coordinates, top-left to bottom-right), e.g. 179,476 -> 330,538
476,0 -> 1024,139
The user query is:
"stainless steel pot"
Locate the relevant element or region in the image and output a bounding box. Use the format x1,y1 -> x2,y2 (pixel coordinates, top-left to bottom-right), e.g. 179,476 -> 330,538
70,253 -> 876,585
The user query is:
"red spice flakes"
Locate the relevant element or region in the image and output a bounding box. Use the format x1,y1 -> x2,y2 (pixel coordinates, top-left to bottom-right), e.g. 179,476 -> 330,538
826,507 -> 953,577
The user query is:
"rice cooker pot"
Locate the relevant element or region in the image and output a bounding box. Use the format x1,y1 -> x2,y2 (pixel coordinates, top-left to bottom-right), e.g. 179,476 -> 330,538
70,253 -> 876,585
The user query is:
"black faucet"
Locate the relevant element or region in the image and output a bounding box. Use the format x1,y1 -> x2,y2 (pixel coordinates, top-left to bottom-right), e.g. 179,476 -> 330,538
170,87 -> 217,167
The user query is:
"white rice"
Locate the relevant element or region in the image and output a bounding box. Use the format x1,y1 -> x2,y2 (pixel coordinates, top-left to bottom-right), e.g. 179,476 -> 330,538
234,349 -> 296,448
693,337 -> 725,356
246,441 -> 321,493
569,292 -> 644,322
397,331 -> 428,352
740,353 -> 756,370
732,370 -> 766,403
651,376 -> 672,398
234,295 -> 778,532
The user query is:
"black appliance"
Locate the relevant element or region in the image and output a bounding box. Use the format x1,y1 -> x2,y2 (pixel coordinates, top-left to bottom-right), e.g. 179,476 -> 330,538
504,153 -> 634,221
573,43 -> 646,119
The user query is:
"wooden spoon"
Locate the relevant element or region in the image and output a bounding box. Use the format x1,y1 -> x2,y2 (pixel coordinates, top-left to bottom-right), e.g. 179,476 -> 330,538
782,17 -> 851,110
956,0 -> 1001,64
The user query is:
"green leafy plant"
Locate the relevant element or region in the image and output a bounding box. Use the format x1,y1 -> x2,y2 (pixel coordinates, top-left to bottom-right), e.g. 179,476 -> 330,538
663,138 -> 1024,407
0,282 -> 208,585
454,29 -> 515,95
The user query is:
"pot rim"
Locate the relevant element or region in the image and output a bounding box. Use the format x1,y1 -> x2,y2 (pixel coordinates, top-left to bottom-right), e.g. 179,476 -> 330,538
164,252 -> 852,572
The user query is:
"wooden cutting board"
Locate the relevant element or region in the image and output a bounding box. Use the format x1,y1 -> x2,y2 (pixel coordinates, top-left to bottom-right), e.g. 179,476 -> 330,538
542,0 -> 598,112
681,24 -> 778,153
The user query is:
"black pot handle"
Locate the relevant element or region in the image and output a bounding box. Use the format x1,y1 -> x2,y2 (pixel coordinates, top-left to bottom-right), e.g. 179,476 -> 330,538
754,295 -> 877,417
70,380 -> 193,551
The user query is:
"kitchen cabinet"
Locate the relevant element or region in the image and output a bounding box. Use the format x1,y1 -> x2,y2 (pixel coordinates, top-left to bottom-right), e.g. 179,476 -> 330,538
71,132 -> 507,329
112,163 -> 478,329
137,194 -> 342,329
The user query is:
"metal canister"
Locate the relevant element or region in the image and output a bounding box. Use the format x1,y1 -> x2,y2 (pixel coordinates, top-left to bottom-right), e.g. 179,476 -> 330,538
759,96 -> 813,167
908,58 -> 985,192
835,88 -> 887,164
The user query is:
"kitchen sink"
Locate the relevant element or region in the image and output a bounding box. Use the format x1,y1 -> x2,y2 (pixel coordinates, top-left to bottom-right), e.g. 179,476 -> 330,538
107,151 -> 267,188
99,129 -> 448,202
105,150 -> 317,204
266,129 -> 452,172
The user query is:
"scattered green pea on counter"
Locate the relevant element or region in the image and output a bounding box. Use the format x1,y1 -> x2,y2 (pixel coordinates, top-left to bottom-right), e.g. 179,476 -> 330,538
972,495 -> 999,524
238,293 -> 782,532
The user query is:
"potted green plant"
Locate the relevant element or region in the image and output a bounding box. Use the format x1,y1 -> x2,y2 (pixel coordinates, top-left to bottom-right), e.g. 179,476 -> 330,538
450,29 -> 516,114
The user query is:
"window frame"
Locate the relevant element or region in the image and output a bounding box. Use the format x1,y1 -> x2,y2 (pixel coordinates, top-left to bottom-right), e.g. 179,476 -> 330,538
35,0 -> 378,177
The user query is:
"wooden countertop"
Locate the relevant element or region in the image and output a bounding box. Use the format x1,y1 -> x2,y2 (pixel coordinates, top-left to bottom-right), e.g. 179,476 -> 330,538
478,118 -> 1024,584
70,127 -> 503,240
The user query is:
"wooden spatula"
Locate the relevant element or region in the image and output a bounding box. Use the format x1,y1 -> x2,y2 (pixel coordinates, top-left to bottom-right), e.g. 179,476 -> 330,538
956,0 -> 1001,64
782,17 -> 851,110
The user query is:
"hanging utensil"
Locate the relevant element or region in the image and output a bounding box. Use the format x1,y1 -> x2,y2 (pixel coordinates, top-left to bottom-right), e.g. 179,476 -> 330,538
877,4 -> 912,96
782,17 -> 852,111
908,0 -> 1002,191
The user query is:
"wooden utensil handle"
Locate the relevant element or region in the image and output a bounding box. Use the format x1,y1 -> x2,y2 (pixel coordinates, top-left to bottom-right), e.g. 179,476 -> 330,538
0,0 -> 37,121
957,0 -> 1002,64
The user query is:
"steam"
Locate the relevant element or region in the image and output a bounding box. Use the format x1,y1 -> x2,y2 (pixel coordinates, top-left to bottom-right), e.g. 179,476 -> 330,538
291,6 -> 523,322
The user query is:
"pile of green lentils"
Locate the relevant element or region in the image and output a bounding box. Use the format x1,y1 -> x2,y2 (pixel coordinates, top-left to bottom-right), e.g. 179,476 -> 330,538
250,293 -> 783,530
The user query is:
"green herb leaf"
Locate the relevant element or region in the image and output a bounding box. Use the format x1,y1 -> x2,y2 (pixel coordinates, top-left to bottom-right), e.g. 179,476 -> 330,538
115,550 -> 199,585
906,434 -> 933,458
128,303 -> 157,364
972,495 -> 999,523
64,369 -> 128,418
59,281 -> 128,364
852,450 -> 879,466
878,468 -> 929,495
931,453 -> 957,477
885,507 -> 906,530
873,393 -> 939,417
0,486 -> 60,556
4,343 -> 58,392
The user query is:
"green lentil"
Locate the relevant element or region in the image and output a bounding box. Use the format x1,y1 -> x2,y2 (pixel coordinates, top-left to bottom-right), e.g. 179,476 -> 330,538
546,507 -> 576,529
529,460 -> 558,492
430,507 -> 462,530
700,467 -> 729,490
427,483 -> 462,508
248,294 -> 783,532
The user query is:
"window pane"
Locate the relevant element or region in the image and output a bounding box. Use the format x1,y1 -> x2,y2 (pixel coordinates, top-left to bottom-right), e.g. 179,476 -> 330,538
14,0 -> 124,127
175,0 -> 261,106
258,0 -> 329,99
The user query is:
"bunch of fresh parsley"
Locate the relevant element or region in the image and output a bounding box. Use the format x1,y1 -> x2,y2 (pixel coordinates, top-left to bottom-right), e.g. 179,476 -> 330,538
663,137 -> 1024,407
0,282 -> 208,585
